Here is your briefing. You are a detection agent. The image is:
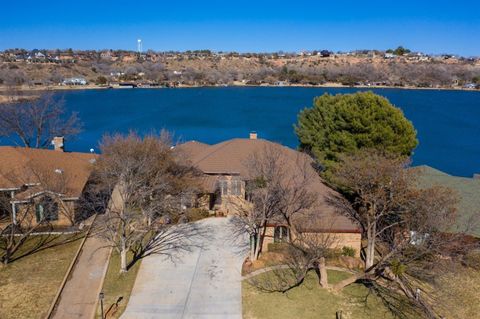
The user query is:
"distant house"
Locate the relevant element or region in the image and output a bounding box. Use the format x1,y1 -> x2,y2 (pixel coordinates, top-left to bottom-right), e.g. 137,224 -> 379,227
464,83 -> 477,89
63,77 -> 87,85
35,52 -> 46,59
384,53 -> 395,59
100,50 -> 113,60
0,139 -> 97,229
176,134 -> 362,255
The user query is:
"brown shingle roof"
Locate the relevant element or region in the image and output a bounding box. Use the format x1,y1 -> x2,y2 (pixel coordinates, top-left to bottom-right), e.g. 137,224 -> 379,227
178,138 -> 360,233
0,146 -> 96,199
175,140 -> 210,159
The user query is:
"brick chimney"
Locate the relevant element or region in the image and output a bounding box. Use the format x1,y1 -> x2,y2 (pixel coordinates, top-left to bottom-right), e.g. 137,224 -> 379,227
52,136 -> 65,152
249,131 -> 257,140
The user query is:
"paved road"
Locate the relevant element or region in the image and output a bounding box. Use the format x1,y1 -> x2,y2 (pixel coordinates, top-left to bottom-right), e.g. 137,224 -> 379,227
122,217 -> 248,319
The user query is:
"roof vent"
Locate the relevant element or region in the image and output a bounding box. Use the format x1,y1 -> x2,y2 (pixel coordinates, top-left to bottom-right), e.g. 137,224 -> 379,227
249,131 -> 257,140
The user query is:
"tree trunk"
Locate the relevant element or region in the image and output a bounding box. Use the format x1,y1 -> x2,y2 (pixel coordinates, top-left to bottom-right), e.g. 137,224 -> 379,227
253,232 -> 262,260
2,252 -> 9,265
120,236 -> 128,273
365,223 -> 376,269
332,273 -> 365,291
250,234 -> 256,261
318,257 -> 329,288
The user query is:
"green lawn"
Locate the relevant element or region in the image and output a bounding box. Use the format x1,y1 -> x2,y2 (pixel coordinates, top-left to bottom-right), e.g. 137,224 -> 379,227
243,269 -> 398,319
0,234 -> 83,319
415,165 -> 480,236
96,251 -> 142,318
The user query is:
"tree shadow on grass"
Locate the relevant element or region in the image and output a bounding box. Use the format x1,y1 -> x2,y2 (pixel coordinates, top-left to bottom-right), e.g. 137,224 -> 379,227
7,230 -> 85,263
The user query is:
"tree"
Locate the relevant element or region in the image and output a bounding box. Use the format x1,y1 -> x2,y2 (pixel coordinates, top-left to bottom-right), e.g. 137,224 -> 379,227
0,91 -> 82,148
328,150 -> 475,318
90,131 -> 201,272
95,76 -> 108,85
230,145 -> 319,262
393,46 -> 411,56
295,91 -> 418,176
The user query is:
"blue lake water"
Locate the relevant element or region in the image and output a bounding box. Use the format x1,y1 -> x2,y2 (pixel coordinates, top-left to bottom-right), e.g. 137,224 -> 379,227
52,87 -> 479,177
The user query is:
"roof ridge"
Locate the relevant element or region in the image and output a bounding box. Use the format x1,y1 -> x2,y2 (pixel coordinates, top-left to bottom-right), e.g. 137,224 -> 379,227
193,139 -> 238,165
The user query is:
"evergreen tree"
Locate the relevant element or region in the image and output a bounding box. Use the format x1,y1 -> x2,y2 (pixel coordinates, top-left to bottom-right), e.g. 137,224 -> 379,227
295,91 -> 418,175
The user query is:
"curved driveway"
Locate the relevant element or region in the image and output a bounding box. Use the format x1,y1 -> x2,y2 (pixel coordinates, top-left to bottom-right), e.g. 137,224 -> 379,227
121,217 -> 248,319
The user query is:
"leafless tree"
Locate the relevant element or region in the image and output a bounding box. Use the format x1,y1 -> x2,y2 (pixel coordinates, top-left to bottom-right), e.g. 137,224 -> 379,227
0,91 -> 82,148
230,145 -> 321,265
328,149 -> 477,318
89,131 -> 202,272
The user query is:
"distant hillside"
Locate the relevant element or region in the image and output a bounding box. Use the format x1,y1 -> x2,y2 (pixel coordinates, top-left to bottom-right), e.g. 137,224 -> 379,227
1,49 -> 480,89
415,165 -> 480,237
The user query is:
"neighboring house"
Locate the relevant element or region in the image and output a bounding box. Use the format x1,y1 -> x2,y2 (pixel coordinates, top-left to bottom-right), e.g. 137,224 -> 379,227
63,77 -> 87,85
177,133 -> 362,255
0,138 -> 97,229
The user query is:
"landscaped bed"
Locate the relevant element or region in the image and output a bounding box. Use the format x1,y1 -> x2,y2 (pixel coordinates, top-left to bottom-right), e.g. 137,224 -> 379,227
243,269 -> 398,319
0,234 -> 83,319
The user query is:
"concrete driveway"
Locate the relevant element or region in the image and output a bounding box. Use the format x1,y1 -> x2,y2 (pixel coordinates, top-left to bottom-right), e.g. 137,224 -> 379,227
121,217 -> 248,319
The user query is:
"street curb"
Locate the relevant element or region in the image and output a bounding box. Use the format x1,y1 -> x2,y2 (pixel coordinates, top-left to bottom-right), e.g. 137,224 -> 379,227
44,214 -> 98,319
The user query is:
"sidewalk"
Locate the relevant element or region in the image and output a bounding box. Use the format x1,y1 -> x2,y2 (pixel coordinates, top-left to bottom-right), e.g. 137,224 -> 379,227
51,222 -> 110,319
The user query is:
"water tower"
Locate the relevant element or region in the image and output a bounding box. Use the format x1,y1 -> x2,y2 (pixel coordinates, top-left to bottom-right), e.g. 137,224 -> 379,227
137,39 -> 143,53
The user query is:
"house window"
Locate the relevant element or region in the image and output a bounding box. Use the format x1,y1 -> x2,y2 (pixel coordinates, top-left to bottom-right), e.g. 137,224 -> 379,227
218,180 -> 229,196
35,197 -> 59,223
231,180 -> 242,196
274,226 -> 289,243
0,192 -> 10,219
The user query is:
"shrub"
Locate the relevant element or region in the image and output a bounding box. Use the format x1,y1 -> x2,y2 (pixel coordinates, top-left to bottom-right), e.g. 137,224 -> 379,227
185,208 -> 210,222
95,76 -> 108,85
341,246 -> 356,257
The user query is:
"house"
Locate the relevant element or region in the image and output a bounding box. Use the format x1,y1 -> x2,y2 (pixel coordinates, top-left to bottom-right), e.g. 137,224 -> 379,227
100,50 -> 113,60
0,138 -> 97,229
176,134 -> 362,255
384,53 -> 395,59
63,77 -> 87,85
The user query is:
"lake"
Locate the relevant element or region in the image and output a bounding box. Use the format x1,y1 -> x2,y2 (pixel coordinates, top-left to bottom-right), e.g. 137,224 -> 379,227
54,87 -> 479,177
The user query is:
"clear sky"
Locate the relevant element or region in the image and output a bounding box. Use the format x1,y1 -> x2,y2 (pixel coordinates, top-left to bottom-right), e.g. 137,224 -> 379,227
1,0 -> 479,56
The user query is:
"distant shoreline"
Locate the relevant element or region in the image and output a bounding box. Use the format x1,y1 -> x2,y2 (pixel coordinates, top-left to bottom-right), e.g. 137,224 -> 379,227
1,82 -> 479,102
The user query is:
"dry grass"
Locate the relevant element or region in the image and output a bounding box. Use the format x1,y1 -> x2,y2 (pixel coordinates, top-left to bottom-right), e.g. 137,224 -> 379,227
243,269 -> 397,319
434,267 -> 480,318
0,234 -> 82,319
96,251 -> 142,319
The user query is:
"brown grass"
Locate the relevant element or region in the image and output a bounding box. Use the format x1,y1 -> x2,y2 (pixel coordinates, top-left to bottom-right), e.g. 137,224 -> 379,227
96,251 -> 142,319
0,234 -> 82,319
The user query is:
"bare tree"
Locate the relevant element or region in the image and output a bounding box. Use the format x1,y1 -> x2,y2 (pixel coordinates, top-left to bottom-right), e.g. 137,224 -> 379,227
328,149 -> 475,318
90,131 -> 201,272
231,145 -> 321,264
0,91 -> 82,148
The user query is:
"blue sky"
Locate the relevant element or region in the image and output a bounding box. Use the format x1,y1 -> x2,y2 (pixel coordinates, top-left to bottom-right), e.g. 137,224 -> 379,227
1,1 -> 479,56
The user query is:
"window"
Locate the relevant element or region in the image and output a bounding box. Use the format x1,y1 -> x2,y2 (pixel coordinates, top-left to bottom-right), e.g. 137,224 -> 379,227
35,196 -> 59,223
0,192 -> 11,218
274,226 -> 289,243
218,180 -> 229,196
231,180 -> 242,196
